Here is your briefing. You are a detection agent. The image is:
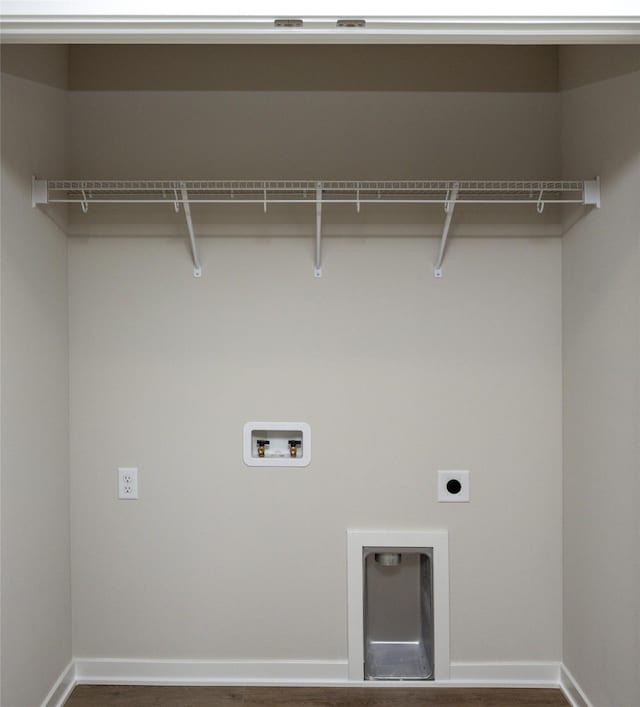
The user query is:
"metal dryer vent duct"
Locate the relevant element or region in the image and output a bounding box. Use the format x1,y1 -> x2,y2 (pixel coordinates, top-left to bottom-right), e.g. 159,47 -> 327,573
374,552 -> 402,567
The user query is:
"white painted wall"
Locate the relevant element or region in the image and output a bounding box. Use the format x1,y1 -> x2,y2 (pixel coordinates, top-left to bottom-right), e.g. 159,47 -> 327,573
67,48 -> 563,666
561,46 -> 640,707
0,47 -> 72,707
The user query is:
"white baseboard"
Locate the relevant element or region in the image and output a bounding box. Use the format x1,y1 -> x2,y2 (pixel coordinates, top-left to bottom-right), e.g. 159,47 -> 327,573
74,658 -> 560,689
560,665 -> 595,707
75,659 -> 350,685
449,661 -> 560,687
38,656 -> 572,705
41,660 -> 75,707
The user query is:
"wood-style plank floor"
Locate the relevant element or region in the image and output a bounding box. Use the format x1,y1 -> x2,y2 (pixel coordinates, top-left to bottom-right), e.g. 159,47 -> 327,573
66,685 -> 570,706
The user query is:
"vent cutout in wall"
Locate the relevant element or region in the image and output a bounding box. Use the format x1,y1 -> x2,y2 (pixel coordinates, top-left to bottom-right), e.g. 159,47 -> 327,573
364,547 -> 434,680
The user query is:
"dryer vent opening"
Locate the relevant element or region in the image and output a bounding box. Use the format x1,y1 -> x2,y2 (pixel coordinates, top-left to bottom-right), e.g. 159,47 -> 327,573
374,552 -> 402,566
363,548 -> 433,681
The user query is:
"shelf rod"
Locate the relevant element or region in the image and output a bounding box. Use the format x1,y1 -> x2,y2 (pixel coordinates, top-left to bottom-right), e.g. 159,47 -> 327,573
314,182 -> 322,278
41,179 -> 589,191
38,198 -> 590,206
180,183 -> 202,278
434,182 -> 459,278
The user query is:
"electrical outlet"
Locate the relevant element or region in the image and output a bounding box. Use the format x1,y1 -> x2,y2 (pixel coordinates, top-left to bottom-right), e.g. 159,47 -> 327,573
438,470 -> 470,502
118,467 -> 138,500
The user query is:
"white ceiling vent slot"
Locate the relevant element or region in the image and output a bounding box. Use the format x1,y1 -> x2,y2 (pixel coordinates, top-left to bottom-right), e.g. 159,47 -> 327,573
336,19 -> 366,27
274,18 -> 304,27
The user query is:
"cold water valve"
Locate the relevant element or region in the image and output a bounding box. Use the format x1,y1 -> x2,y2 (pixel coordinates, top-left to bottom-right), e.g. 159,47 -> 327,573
256,440 -> 270,458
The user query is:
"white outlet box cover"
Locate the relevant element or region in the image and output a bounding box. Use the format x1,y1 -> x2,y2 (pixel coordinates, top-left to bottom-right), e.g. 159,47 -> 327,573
243,422 -> 311,467
438,470 -> 470,502
118,467 -> 139,499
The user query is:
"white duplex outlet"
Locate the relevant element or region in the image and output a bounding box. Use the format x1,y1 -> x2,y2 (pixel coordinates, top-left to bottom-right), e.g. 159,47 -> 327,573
118,467 -> 138,500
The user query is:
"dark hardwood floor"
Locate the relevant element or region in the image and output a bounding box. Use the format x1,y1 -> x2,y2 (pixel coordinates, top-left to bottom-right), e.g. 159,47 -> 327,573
66,685 -> 570,706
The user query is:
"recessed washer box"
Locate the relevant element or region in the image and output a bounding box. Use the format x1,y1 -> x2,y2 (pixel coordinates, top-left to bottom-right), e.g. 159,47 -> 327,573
243,421 -> 311,467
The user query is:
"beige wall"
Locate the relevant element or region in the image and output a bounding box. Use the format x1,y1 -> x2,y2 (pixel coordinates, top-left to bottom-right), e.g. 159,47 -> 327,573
9,39 -> 640,697
69,90 -> 559,181
67,50 -> 563,664
68,45 -> 559,92
69,236 -> 563,663
561,47 -> 640,707
0,48 -> 72,706
2,40 -> 640,697
0,43 -> 568,684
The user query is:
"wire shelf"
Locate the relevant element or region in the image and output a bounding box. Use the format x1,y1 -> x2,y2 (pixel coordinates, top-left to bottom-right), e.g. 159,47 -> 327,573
40,179 -> 591,206
32,177 -> 600,279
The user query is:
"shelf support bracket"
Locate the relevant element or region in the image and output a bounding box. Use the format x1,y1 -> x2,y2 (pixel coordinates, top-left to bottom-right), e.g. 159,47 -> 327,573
583,177 -> 601,208
434,181 -> 459,278
314,181 -> 323,278
180,183 -> 202,278
32,176 -> 48,207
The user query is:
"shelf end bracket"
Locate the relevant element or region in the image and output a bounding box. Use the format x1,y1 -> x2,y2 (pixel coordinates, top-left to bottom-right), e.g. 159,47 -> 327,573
583,177 -> 601,208
434,182 -> 459,278
32,176 -> 48,207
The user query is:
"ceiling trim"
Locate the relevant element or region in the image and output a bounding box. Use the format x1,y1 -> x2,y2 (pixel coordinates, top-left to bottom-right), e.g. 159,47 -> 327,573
2,16 -> 640,43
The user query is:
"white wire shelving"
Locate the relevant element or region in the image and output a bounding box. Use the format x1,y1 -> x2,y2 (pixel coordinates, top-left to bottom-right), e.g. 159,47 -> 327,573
32,177 -> 601,278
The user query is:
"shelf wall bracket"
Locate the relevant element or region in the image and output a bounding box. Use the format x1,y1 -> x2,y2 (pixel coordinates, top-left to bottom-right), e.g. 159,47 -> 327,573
179,183 -> 202,278
583,177 -> 601,208
31,176 -> 48,207
434,181 -> 459,278
314,181 -> 323,278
